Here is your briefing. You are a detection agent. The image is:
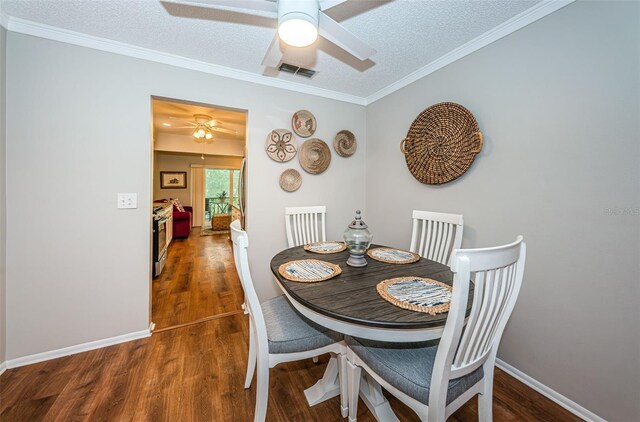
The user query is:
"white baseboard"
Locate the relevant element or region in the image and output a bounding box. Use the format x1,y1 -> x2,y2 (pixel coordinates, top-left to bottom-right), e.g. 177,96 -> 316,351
5,326 -> 152,370
0,361 -> 6,376
496,358 -> 606,422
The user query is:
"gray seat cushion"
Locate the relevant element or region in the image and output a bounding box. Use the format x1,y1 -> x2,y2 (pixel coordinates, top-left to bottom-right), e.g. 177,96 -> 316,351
262,296 -> 342,354
345,336 -> 484,405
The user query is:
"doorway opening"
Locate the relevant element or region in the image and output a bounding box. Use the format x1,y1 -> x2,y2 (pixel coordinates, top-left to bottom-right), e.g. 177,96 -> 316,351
150,96 -> 247,332
203,168 -> 240,232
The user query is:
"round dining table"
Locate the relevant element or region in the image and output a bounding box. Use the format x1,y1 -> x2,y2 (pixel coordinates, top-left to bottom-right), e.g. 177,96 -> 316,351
269,244 -> 474,418
270,244 -> 474,342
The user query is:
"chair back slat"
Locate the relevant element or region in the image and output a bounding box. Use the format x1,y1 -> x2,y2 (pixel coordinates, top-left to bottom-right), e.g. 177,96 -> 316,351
428,236 -> 526,409
453,271 -> 485,368
230,220 -> 269,348
409,210 -> 463,266
295,214 -> 302,244
442,223 -> 454,264
448,238 -> 526,378
284,206 -> 327,248
419,220 -> 427,256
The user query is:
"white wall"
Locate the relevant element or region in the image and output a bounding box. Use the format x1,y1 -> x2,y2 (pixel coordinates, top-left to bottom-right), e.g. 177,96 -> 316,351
5,32 -> 366,360
365,2 -> 639,421
0,26 -> 7,366
153,151 -> 243,207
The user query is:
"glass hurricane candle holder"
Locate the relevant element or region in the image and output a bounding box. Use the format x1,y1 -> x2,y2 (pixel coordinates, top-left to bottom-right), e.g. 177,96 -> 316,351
343,210 -> 373,267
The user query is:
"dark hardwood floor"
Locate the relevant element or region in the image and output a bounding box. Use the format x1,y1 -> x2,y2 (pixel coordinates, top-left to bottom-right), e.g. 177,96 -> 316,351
152,229 -> 245,330
1,230 -> 581,421
0,312 -> 581,422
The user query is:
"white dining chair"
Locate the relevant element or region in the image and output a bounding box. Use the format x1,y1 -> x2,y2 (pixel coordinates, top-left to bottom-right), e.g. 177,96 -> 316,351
230,220 -> 348,421
285,206 -> 327,248
346,236 -> 526,422
409,210 -> 464,266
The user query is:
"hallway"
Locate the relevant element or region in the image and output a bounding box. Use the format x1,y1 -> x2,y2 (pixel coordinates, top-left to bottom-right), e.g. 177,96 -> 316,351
152,230 -> 244,331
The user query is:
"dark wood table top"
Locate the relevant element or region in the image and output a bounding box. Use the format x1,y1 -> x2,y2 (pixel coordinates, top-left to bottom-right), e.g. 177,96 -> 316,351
270,244 -> 474,329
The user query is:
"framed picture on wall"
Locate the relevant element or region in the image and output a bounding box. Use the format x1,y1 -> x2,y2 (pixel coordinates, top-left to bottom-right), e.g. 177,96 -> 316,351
160,171 -> 187,189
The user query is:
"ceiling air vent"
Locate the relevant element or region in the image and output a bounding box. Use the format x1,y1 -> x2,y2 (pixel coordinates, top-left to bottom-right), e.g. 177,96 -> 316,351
278,63 -> 317,79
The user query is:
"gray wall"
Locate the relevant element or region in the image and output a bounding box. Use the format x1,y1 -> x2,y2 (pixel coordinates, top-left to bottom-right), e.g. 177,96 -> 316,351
365,2 -> 639,421
5,32 -> 366,360
0,26 -> 6,365
3,2 -> 639,420
153,151 -> 244,208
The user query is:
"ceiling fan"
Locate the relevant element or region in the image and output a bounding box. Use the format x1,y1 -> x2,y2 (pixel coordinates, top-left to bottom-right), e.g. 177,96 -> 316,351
171,114 -> 237,143
168,0 -> 377,67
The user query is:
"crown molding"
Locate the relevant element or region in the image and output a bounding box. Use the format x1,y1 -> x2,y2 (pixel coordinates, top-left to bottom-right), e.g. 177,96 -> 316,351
365,0 -> 576,104
2,1 -> 575,106
4,16 -> 367,106
0,10 -> 9,30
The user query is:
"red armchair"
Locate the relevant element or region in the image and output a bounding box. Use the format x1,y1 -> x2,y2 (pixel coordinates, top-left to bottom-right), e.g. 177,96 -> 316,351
172,205 -> 192,239
154,200 -> 192,239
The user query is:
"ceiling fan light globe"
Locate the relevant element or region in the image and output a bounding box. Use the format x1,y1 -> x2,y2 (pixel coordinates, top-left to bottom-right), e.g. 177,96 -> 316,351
279,18 -> 318,47
278,0 -> 319,48
197,127 -> 206,137
205,131 -> 213,140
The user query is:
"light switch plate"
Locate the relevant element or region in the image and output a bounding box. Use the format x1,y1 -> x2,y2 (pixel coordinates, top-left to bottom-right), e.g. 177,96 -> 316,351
117,193 -> 137,209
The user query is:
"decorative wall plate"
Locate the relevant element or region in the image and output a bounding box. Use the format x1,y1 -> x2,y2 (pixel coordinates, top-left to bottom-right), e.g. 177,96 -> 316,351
333,130 -> 357,157
367,248 -> 420,264
377,277 -> 452,315
304,241 -> 347,254
400,102 -> 483,185
299,138 -> 331,174
292,110 -> 317,137
278,259 -> 342,282
266,129 -> 297,162
279,169 -> 302,192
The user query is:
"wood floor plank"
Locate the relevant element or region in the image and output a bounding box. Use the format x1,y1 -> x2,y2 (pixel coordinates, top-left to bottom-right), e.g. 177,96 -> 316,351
152,230 -> 244,331
2,230 -> 583,422
0,313 -> 581,422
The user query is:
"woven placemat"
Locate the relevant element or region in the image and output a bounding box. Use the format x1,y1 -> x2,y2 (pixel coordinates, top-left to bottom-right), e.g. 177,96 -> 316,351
367,248 -> 420,264
279,259 -> 342,283
303,241 -> 347,254
377,277 -> 452,315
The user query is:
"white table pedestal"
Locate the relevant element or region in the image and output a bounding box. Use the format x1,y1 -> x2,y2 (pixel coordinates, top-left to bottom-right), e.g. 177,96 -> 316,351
303,354 -> 348,417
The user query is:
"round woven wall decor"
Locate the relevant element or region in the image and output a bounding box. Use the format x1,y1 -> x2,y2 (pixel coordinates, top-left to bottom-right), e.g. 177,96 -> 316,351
334,130 -> 357,157
400,102 -> 483,185
279,168 -> 302,192
266,129 -> 297,162
299,138 -> 331,174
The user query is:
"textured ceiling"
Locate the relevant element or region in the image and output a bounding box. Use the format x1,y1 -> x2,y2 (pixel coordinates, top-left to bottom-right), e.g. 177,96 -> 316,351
1,0 -> 542,98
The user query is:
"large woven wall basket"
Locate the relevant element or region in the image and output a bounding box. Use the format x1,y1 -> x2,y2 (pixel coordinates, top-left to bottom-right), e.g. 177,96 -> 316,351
400,102 -> 483,185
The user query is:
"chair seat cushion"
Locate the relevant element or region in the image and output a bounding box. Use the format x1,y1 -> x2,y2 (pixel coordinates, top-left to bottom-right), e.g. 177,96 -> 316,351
345,336 -> 484,405
262,296 -> 342,354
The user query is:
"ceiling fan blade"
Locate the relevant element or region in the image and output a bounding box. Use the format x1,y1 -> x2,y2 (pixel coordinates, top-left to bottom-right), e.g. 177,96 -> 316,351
168,116 -> 196,122
171,126 -> 197,129
318,0 -> 348,11
168,0 -> 277,17
262,33 -> 283,68
318,12 -> 376,61
211,127 -> 237,135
